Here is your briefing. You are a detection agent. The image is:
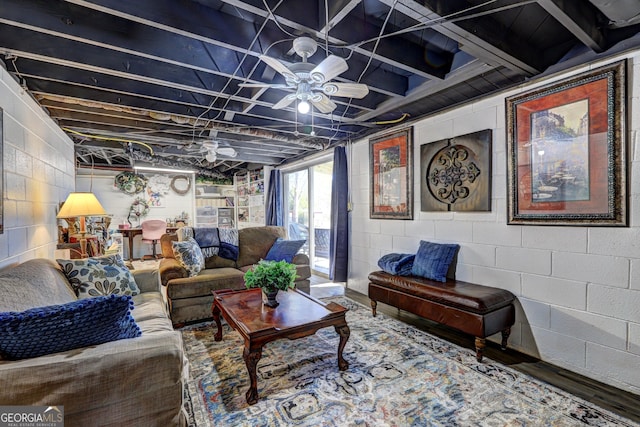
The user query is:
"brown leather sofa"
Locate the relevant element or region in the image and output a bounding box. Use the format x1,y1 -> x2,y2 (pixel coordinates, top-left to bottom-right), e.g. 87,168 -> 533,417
368,271 -> 515,362
159,226 -> 311,326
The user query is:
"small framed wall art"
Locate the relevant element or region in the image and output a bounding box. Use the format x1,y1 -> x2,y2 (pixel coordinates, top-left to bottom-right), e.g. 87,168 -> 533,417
506,60 -> 627,226
370,128 -> 413,219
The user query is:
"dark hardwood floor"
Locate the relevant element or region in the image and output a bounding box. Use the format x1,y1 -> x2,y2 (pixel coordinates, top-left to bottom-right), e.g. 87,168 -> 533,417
309,279 -> 640,423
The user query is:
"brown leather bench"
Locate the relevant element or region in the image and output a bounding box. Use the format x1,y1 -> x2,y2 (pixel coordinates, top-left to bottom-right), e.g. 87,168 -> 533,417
368,271 -> 515,362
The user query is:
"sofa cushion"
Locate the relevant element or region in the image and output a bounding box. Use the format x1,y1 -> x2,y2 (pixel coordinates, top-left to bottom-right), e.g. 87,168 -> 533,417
172,237 -> 205,277
57,255 -> 140,298
0,295 -> 141,360
265,238 -> 306,263
236,226 -> 287,267
160,232 -> 178,259
411,241 -> 460,282
205,255 -> 237,269
166,267 -> 245,299
0,259 -> 77,312
131,292 -> 172,328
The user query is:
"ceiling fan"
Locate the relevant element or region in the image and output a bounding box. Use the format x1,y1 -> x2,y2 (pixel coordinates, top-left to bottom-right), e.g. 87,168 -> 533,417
240,37 -> 369,114
198,141 -> 237,163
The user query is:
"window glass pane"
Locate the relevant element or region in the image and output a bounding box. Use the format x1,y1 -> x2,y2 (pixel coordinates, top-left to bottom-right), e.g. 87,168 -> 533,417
285,169 -> 309,254
312,162 -> 332,274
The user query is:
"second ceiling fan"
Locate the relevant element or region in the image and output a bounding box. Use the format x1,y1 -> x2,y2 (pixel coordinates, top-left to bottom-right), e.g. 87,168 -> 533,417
240,37 -> 369,114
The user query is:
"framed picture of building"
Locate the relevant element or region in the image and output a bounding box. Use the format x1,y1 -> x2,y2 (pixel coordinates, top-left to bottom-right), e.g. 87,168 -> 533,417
506,61 -> 627,226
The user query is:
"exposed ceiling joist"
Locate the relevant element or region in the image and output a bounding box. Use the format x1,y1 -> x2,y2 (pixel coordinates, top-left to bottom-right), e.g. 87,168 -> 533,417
1,0 -> 638,176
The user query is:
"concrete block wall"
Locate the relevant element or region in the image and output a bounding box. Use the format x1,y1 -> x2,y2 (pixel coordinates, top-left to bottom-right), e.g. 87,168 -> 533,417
348,51 -> 640,395
0,64 -> 75,269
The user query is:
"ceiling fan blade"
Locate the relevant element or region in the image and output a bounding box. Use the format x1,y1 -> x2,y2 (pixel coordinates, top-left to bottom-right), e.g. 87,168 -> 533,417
311,93 -> 337,114
216,147 -> 237,158
272,94 -> 297,110
322,82 -> 369,99
238,82 -> 290,89
310,55 -> 348,83
260,55 -> 296,81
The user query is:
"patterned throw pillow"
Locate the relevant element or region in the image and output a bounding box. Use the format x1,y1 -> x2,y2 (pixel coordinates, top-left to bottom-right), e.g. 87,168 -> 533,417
172,237 -> 205,277
0,295 -> 141,360
410,241 -> 460,282
57,254 -> 140,299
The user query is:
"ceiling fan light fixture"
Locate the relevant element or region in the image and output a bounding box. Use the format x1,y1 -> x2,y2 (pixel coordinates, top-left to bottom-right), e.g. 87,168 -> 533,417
297,100 -> 310,114
205,150 -> 217,163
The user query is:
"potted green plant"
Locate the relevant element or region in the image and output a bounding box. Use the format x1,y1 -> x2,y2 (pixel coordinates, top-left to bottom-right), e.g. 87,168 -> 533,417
244,260 -> 297,308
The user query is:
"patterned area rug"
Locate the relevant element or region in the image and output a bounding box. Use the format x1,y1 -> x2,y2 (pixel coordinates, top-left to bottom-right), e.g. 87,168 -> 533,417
181,297 -> 638,426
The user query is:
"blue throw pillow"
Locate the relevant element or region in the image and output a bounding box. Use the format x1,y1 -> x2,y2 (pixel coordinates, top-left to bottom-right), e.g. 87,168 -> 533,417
410,241 -> 460,282
264,238 -> 306,263
0,295 -> 141,360
377,253 -> 415,276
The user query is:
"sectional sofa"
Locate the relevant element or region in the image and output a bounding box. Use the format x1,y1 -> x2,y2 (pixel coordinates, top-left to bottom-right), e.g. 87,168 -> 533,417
0,258 -> 186,426
159,225 -> 311,326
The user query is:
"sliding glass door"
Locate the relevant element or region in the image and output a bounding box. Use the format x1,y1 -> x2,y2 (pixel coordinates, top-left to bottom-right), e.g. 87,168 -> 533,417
284,160 -> 333,275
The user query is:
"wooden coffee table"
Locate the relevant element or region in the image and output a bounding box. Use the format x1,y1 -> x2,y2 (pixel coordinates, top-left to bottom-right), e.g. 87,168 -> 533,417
211,288 -> 350,405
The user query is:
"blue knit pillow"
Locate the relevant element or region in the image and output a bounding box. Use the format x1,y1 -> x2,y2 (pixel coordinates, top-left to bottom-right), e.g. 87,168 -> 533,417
264,238 -> 306,263
410,241 -> 460,282
0,295 -> 141,360
377,253 -> 415,276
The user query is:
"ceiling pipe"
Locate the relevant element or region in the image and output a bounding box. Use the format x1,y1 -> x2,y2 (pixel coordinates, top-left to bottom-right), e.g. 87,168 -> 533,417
38,94 -> 325,150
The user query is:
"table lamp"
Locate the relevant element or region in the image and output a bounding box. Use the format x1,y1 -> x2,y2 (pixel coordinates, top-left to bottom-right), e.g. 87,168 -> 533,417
57,192 -> 107,258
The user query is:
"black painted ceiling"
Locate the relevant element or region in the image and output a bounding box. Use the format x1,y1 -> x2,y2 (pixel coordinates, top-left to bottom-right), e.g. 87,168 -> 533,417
1,0 -> 640,177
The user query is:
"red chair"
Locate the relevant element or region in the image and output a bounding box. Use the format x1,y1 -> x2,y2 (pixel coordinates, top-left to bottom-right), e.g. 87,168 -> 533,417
141,219 -> 167,260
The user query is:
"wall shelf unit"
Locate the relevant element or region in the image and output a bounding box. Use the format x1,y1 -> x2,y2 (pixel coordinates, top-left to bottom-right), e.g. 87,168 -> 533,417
194,183 -> 236,228
236,168 -> 267,229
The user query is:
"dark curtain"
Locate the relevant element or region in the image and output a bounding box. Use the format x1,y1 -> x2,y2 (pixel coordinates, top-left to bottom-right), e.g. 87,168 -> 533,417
330,146 -> 349,281
265,169 -> 283,226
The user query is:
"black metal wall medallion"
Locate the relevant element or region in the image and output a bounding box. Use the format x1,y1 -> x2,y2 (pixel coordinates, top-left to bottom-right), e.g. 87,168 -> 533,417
420,130 -> 492,212
427,145 -> 482,204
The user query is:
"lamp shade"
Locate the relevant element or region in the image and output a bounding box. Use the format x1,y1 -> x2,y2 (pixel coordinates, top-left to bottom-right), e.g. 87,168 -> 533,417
57,192 -> 107,218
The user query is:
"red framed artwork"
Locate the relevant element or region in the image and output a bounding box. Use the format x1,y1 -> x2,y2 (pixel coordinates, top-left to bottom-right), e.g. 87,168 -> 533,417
370,128 -> 413,219
506,61 -> 627,226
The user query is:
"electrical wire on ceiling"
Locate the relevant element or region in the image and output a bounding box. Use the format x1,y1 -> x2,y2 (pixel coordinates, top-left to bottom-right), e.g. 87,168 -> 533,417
261,0 -> 298,39
374,113 -> 411,125
324,0 -> 532,142
62,127 -> 155,155
192,0 -> 288,140
193,0 -> 520,150
325,0 -> 398,144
